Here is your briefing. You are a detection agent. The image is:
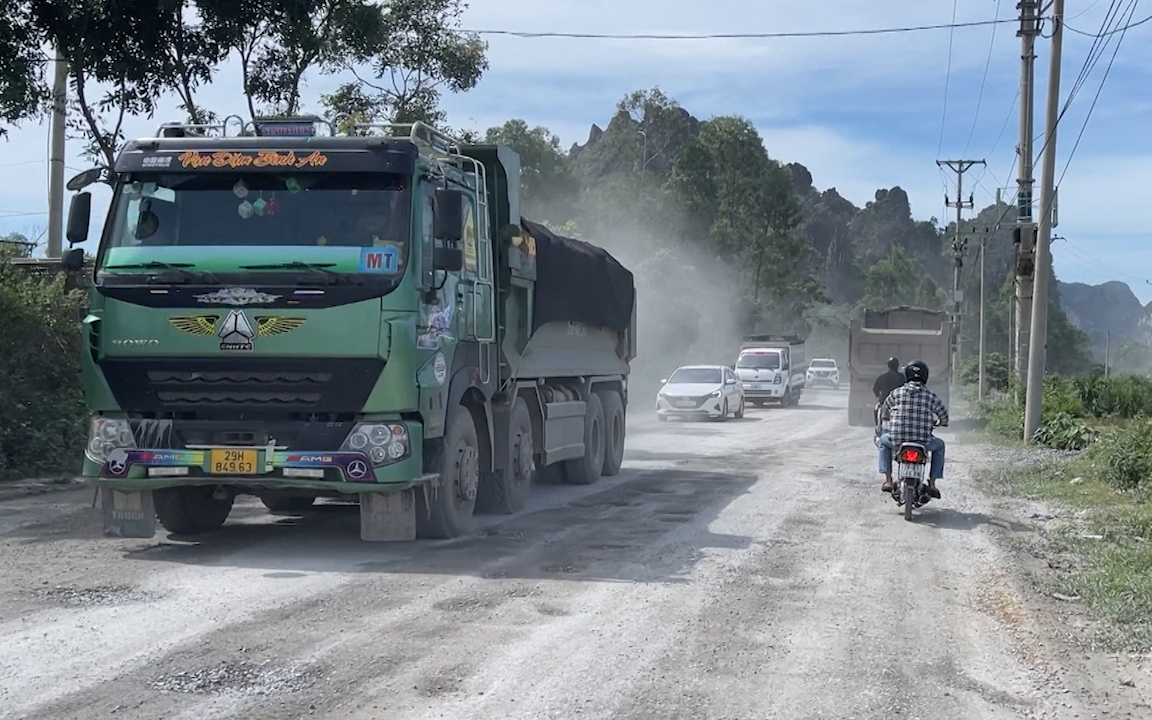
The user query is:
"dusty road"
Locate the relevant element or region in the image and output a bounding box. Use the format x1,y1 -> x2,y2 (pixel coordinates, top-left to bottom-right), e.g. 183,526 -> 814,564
0,390 -> 1146,719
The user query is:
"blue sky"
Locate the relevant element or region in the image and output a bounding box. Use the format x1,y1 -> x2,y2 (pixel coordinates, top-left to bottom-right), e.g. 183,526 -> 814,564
2,0 -> 1150,301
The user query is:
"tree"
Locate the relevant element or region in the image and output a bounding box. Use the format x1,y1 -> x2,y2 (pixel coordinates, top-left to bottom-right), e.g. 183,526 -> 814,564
0,3 -> 45,137
158,1 -> 232,125
670,115 -> 821,328
858,245 -> 946,311
483,119 -> 580,224
321,0 -> 487,127
29,0 -> 185,169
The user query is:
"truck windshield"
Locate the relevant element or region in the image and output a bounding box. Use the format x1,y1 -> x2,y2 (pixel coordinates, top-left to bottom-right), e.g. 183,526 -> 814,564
737,352 -> 781,370
102,171 -> 408,258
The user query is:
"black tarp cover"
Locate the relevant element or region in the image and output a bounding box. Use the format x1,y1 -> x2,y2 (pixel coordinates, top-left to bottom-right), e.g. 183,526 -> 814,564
520,218 -> 635,334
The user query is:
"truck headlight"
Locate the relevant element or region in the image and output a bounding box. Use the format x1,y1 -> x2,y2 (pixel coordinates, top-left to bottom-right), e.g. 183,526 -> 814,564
341,423 -> 410,467
85,418 -> 135,463
774,375 -> 783,384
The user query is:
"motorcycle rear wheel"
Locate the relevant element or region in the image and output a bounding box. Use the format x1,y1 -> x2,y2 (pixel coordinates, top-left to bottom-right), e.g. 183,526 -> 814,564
903,482 -> 916,521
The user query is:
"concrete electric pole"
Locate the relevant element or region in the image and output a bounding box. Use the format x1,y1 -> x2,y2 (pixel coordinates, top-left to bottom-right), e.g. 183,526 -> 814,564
46,48 -> 69,258
1013,0 -> 1040,396
937,158 -> 985,375
978,227 -> 990,400
1023,0 -> 1065,443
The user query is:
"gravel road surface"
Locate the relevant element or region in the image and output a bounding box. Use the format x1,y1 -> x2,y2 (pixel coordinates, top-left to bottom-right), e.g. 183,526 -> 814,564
1,389 -> 1146,719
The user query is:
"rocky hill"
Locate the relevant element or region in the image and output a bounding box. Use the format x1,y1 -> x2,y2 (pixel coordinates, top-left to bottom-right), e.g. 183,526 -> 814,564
1058,280 -> 1151,361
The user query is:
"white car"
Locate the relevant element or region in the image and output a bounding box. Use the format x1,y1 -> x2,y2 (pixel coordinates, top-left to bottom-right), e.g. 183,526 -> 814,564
656,365 -> 745,421
806,358 -> 840,389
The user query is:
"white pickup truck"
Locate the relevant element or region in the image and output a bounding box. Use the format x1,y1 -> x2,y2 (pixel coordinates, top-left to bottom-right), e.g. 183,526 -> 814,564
734,334 -> 805,407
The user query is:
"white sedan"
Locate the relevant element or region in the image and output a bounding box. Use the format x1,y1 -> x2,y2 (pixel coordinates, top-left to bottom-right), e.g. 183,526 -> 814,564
655,365 -> 746,421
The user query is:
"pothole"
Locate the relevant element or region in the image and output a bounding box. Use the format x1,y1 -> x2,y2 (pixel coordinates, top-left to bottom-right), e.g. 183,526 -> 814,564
148,660 -> 319,696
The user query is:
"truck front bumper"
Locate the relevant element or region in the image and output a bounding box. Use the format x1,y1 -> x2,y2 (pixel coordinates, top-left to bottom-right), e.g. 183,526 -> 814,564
83,418 -> 427,495
741,383 -> 787,399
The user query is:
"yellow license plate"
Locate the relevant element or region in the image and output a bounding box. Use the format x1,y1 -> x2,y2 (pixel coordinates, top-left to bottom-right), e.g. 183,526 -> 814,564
209,448 -> 258,475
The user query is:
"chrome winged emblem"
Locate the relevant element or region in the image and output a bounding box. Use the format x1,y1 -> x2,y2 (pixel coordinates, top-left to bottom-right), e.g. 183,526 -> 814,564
194,287 -> 281,305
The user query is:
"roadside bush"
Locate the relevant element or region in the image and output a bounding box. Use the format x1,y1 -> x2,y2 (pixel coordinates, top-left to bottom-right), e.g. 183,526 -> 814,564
1034,412 -> 1096,450
957,352 -> 1010,392
0,248 -> 87,479
1086,419 -> 1152,491
1073,374 -> 1152,419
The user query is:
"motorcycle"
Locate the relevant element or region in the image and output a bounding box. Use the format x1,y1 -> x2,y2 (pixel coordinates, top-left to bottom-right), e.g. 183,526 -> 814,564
891,442 -> 933,521
875,403 -> 937,521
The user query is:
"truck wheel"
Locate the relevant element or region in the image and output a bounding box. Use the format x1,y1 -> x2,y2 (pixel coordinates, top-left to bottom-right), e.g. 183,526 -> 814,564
477,397 -> 533,514
563,392 -> 605,485
259,493 -> 317,514
598,389 -> 625,477
417,405 -> 480,539
153,486 -> 233,536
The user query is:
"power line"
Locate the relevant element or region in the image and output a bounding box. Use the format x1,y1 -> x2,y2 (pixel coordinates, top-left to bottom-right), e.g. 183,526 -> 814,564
963,0 -> 1003,157
938,0 -> 960,157
1057,0 -> 1138,187
1065,10 -> 1152,35
465,18 -> 1019,40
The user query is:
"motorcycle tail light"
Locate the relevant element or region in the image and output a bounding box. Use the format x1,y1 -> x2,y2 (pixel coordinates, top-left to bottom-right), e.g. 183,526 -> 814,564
899,447 -> 925,463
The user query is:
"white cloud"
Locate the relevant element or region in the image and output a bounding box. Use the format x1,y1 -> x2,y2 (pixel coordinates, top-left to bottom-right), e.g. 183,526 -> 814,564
1,0 -> 1149,299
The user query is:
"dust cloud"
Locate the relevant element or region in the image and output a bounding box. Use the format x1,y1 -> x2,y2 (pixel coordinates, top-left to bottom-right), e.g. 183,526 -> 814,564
570,197 -> 749,401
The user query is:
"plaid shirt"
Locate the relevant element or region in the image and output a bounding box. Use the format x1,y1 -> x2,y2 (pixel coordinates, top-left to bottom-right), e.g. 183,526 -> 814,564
879,381 -> 949,444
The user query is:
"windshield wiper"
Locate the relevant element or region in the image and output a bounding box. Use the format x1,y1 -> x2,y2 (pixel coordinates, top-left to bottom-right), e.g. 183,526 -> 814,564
239,261 -> 361,285
103,261 -> 218,284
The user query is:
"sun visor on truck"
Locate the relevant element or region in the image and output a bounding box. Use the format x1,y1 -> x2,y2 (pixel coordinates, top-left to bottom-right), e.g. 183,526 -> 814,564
520,219 -> 635,334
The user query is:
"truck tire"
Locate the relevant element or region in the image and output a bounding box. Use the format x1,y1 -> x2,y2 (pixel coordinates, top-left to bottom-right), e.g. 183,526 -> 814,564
417,405 -> 480,539
153,486 -> 233,536
259,493 -> 317,514
597,389 -> 625,477
476,397 -> 533,514
563,392 -> 605,485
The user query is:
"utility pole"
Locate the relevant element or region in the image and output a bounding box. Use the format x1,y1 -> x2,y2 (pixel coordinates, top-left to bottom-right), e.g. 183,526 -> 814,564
1105,331 -> 1111,377
1014,0 -> 1040,395
1023,0 -> 1064,442
978,227 -> 990,400
46,48 -> 69,258
937,158 -> 985,375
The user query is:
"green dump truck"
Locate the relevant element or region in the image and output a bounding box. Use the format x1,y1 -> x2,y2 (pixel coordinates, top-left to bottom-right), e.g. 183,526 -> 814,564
60,117 -> 636,542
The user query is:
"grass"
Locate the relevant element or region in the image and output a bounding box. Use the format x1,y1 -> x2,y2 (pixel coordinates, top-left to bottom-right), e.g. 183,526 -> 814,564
979,457 -> 1152,650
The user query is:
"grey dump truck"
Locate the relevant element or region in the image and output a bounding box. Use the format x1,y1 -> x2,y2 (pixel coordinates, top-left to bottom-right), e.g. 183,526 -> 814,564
847,306 -> 952,427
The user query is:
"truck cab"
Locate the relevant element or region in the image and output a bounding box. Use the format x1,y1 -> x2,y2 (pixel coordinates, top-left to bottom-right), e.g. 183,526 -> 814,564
734,333 -> 806,407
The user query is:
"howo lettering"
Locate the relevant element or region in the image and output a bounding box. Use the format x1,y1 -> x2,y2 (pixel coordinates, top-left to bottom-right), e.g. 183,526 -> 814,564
60,117 -> 637,541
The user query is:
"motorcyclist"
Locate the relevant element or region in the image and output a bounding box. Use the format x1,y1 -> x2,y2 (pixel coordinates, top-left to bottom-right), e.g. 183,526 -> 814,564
871,357 -> 905,429
876,360 -> 949,497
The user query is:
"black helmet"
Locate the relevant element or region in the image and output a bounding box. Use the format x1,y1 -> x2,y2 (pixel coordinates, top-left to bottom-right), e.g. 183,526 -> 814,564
904,360 -> 929,384
887,357 -> 900,371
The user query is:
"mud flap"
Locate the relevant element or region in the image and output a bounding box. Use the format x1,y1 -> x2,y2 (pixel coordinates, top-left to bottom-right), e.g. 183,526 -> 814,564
100,488 -> 157,538
359,490 -> 417,542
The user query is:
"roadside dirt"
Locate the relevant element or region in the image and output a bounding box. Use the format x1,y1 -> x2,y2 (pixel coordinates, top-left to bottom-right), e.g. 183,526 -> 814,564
0,389 -> 1148,719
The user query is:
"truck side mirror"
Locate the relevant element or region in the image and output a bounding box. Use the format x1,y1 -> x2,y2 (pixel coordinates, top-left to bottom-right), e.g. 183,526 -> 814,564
61,247 -> 85,272
433,188 -> 465,242
66,192 -> 92,246
433,246 -> 463,273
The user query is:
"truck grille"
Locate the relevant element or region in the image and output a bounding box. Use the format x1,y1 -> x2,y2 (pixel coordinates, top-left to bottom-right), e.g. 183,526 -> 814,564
101,358 -> 384,413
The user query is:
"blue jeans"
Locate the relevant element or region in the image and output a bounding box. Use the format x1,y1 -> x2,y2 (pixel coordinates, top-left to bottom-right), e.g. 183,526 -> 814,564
878,433 -> 945,480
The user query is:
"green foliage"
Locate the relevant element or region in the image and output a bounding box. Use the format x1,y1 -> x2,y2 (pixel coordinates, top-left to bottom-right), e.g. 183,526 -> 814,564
0,246 -> 87,479
857,245 -> 945,312
956,352 -> 1010,392
0,4 -> 45,137
1087,420 -> 1152,491
1034,412 -> 1096,451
